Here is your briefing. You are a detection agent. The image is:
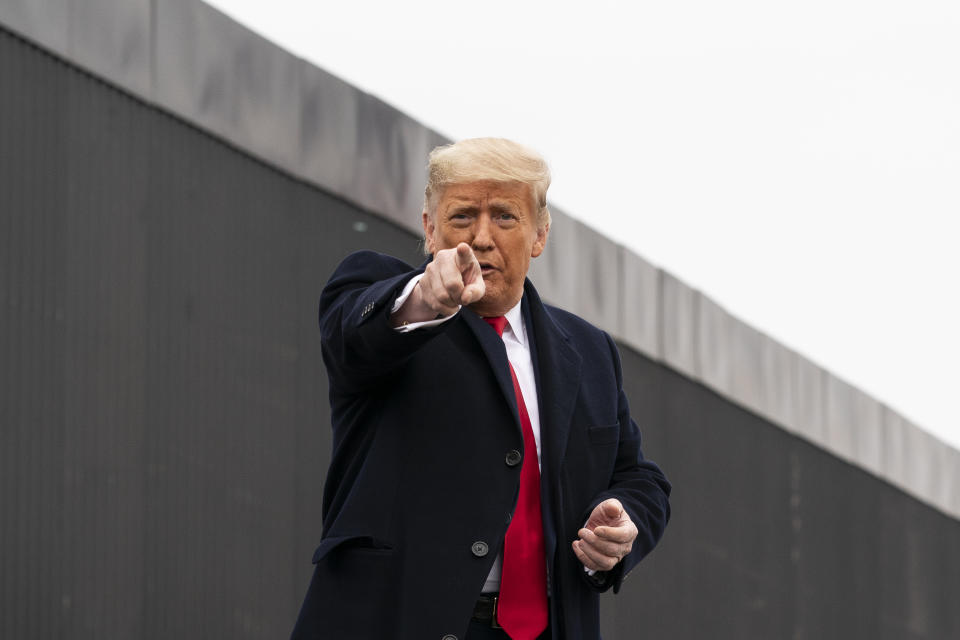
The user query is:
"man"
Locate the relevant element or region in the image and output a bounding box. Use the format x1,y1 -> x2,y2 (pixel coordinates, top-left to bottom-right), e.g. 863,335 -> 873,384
293,138 -> 670,640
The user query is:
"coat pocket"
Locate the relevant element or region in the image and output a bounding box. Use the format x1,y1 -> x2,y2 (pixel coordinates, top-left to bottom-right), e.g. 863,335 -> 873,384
311,534 -> 395,564
587,423 -> 620,445
297,535 -> 399,638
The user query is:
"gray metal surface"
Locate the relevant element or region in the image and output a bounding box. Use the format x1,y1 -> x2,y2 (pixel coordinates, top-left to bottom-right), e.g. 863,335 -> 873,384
697,294 -> 766,412
658,271 -> 700,382
351,93 -> 448,230
792,347 -> 829,443
2,0 -> 958,525
298,61 -> 363,203
70,0 -> 152,96
0,0 -> 150,95
528,209 -> 622,334
527,208 -> 579,315
825,375 -> 884,473
155,0 -> 304,172
0,0 -> 69,55
618,245 -> 661,360
883,406 -> 960,515
757,333 -> 797,433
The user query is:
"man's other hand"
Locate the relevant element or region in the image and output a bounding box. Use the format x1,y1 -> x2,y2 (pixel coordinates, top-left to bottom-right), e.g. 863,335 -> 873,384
391,243 -> 485,326
572,498 -> 638,572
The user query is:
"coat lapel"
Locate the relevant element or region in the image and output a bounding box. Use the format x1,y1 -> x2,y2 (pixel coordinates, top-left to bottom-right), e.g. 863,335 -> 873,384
522,281 -> 583,480
460,286 -> 584,453
460,307 -> 522,437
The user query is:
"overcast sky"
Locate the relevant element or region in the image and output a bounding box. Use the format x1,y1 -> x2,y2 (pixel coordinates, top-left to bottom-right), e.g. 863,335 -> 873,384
204,0 -> 959,451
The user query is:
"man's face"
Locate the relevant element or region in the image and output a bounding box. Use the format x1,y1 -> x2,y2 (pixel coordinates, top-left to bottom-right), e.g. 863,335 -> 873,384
423,180 -> 548,317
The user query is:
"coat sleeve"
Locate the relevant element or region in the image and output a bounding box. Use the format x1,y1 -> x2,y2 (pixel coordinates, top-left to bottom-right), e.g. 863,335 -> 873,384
319,251 -> 453,393
579,332 -> 672,594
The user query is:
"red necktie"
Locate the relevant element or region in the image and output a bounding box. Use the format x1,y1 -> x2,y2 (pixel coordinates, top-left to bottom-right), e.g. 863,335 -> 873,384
483,316 -> 548,640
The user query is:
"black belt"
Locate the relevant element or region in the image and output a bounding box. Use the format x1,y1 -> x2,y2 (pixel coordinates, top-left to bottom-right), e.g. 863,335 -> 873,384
472,593 -> 502,629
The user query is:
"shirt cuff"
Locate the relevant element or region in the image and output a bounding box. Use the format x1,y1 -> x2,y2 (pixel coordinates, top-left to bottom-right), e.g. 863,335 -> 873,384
391,273 -> 459,333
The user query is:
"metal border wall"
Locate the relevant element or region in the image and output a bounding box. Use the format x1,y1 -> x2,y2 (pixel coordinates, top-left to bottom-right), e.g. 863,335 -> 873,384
1,0 -> 957,529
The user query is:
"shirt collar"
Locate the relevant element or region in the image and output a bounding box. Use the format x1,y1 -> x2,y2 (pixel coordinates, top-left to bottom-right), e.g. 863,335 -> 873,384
502,299 -> 527,347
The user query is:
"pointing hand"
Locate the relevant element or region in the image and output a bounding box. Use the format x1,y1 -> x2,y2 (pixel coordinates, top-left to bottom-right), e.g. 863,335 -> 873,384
391,243 -> 486,325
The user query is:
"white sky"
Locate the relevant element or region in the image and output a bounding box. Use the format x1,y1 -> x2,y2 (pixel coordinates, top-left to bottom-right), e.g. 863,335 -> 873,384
204,0 -> 960,450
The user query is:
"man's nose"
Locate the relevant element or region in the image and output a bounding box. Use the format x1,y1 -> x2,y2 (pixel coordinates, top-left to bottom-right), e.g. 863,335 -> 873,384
471,214 -> 495,250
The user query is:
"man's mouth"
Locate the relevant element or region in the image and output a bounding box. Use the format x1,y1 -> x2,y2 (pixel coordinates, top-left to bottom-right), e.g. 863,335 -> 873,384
479,262 -> 498,275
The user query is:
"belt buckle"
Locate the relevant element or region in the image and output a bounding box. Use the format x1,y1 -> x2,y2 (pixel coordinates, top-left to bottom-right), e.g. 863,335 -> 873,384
490,595 -> 502,630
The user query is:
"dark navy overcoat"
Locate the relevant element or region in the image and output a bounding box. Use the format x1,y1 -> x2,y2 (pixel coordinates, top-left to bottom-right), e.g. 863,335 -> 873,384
292,251 -> 670,640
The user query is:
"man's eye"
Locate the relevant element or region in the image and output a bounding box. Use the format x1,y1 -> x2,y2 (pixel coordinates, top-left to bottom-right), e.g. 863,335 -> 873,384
498,213 -> 517,221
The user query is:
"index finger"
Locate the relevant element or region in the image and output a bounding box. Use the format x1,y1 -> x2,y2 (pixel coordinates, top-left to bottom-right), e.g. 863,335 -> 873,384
454,243 -> 477,270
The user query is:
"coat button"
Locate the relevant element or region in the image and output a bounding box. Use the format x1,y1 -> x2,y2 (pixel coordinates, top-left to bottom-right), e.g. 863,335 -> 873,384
471,541 -> 489,557
441,635 -> 458,640
505,450 -> 522,467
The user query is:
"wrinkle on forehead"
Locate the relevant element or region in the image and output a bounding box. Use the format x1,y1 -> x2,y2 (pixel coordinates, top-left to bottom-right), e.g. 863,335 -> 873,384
440,182 -> 531,210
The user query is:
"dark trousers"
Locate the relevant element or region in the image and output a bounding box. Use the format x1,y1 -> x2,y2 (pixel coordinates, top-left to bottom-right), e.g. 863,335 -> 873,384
465,619 -> 552,640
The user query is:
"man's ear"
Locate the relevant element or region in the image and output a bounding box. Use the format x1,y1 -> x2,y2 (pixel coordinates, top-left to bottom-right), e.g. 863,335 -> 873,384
422,210 -> 436,255
531,223 -> 550,258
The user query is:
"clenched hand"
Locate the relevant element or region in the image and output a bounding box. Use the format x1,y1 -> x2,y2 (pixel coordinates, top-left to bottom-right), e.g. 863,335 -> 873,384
572,498 -> 638,572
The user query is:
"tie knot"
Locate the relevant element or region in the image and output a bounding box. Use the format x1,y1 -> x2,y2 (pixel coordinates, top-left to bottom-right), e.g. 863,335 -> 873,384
483,315 -> 508,337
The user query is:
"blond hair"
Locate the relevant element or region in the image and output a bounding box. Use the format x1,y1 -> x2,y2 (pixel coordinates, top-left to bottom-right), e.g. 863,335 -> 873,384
423,138 -> 552,229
